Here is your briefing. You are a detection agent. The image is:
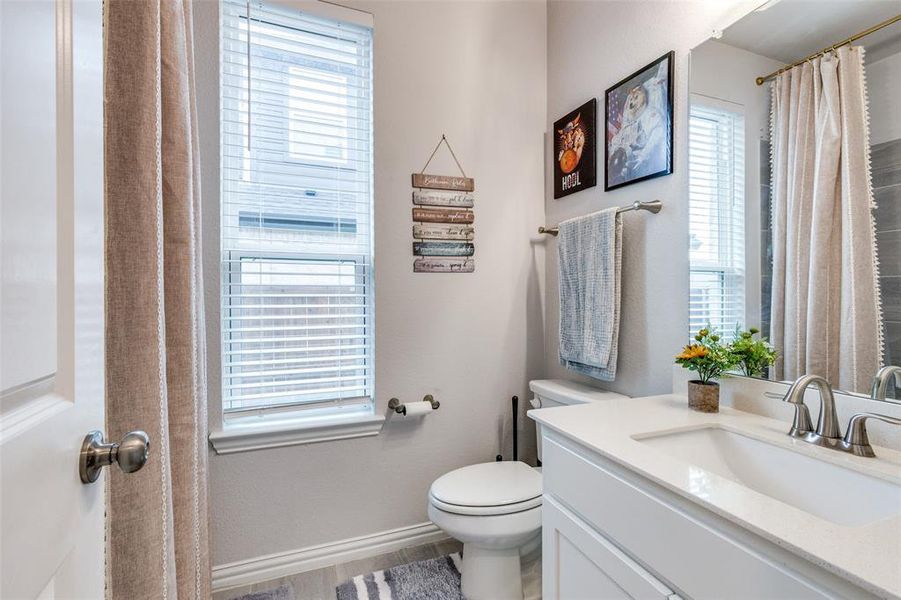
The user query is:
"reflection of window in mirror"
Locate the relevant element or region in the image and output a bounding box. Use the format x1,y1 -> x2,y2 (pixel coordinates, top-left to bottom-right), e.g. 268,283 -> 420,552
688,98 -> 745,343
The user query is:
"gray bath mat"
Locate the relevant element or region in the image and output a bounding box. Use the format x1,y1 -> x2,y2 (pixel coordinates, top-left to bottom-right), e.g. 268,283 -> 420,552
233,584 -> 295,600
336,553 -> 462,600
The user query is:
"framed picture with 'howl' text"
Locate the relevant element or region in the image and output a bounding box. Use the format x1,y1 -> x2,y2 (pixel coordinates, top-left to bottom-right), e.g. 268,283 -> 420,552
553,98 -> 597,199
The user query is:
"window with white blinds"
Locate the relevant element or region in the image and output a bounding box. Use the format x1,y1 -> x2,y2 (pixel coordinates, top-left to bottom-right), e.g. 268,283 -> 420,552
220,0 -> 374,418
688,99 -> 745,341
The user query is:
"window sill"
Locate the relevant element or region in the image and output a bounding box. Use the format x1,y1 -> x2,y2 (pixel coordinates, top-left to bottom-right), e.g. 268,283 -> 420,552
209,411 -> 385,455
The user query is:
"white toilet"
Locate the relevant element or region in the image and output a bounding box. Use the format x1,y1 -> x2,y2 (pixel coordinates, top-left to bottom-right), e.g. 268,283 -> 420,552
428,380 -> 628,600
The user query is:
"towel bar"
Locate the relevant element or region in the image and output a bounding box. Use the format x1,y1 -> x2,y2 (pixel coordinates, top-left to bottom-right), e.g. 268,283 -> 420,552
538,200 -> 662,236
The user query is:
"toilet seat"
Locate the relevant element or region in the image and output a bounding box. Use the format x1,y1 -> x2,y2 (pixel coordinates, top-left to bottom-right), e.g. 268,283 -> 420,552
429,493 -> 541,516
428,461 -> 542,516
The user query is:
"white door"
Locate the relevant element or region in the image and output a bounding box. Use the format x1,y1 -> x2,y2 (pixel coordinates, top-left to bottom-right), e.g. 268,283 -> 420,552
1,1 -> 105,598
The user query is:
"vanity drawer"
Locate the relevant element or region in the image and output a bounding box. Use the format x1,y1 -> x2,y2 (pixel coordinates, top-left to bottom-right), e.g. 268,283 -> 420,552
543,494 -> 674,600
542,433 -> 865,600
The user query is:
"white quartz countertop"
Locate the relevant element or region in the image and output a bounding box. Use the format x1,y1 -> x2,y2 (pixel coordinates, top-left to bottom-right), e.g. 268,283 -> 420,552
529,394 -> 901,599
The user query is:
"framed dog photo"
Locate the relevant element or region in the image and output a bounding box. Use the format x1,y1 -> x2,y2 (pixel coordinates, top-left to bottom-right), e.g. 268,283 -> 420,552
605,51 -> 674,191
553,98 -> 597,199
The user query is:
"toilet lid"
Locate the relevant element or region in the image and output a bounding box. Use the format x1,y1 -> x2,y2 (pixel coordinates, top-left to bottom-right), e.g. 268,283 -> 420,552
430,461 -> 542,508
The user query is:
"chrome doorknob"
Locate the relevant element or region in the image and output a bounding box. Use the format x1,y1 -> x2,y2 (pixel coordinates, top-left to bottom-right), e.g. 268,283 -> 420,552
79,430 -> 150,484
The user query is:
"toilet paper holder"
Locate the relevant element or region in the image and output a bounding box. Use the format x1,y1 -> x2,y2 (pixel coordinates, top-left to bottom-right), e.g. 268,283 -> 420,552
388,395 -> 440,415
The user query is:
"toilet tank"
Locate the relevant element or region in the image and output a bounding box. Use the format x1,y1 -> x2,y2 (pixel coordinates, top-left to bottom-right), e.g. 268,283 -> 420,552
528,379 -> 629,461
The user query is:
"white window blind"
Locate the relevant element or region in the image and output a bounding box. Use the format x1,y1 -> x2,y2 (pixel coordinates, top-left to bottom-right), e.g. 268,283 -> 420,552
220,0 -> 374,418
688,100 -> 745,341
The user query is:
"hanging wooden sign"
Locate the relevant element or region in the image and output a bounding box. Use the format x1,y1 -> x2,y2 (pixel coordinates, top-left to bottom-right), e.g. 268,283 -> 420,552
411,173 -> 475,192
412,190 -> 474,208
412,207 -> 474,224
413,241 -> 475,257
411,135 -> 475,273
414,257 -> 475,273
413,223 -> 474,240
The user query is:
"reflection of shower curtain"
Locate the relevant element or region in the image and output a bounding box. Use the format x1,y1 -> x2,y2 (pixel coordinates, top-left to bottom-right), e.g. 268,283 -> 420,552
770,45 -> 883,393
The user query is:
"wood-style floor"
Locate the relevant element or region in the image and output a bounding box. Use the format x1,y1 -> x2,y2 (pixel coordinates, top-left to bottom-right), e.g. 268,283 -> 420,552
212,539 -> 463,600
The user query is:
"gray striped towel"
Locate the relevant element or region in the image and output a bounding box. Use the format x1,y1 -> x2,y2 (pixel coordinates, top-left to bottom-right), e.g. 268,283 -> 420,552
557,207 -> 622,381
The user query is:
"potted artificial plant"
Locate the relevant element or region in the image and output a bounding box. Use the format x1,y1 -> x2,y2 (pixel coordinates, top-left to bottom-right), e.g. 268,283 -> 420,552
675,328 -> 734,412
729,326 -> 777,378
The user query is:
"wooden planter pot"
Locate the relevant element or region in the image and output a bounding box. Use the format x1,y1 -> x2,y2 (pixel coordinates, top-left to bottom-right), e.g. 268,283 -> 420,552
687,380 -> 719,413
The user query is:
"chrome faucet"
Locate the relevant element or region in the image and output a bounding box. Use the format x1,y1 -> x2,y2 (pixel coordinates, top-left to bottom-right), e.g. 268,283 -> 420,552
780,374 -> 901,457
781,374 -> 842,444
870,365 -> 901,402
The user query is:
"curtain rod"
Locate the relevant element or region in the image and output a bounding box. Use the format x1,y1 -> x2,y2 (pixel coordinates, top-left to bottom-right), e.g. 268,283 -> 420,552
755,13 -> 901,86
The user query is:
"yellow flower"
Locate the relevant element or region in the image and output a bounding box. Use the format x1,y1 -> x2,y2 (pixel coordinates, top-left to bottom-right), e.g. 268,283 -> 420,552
676,344 -> 709,360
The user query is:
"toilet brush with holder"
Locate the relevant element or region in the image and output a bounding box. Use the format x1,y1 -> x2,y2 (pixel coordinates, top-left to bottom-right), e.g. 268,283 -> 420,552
496,396 -> 519,462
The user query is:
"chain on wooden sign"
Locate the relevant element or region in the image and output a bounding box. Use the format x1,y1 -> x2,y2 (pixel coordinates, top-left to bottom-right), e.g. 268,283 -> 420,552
411,135 -> 476,272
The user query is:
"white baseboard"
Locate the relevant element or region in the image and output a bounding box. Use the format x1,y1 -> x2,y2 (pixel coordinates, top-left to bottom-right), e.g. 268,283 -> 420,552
211,522 -> 448,591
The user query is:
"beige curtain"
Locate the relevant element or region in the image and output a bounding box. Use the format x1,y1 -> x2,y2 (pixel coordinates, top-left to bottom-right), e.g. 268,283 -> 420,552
104,1 -> 210,598
770,45 -> 883,393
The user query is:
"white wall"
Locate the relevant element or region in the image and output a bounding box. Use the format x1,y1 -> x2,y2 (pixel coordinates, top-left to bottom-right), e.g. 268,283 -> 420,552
543,0 -> 758,397
690,40 -> 782,332
868,49 -> 901,146
195,0 -> 548,567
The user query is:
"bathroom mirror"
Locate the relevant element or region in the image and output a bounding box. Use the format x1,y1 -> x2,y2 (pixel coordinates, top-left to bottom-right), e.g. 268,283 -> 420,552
687,0 -> 901,397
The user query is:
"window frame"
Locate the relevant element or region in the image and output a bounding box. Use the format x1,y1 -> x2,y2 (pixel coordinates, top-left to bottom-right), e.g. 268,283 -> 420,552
210,0 -> 380,454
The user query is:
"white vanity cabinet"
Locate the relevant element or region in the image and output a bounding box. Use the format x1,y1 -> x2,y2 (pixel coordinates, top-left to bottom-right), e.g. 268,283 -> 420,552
540,430 -> 881,600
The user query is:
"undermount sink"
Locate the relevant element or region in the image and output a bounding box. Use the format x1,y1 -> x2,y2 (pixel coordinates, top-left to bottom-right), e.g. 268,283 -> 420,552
635,426 -> 901,527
